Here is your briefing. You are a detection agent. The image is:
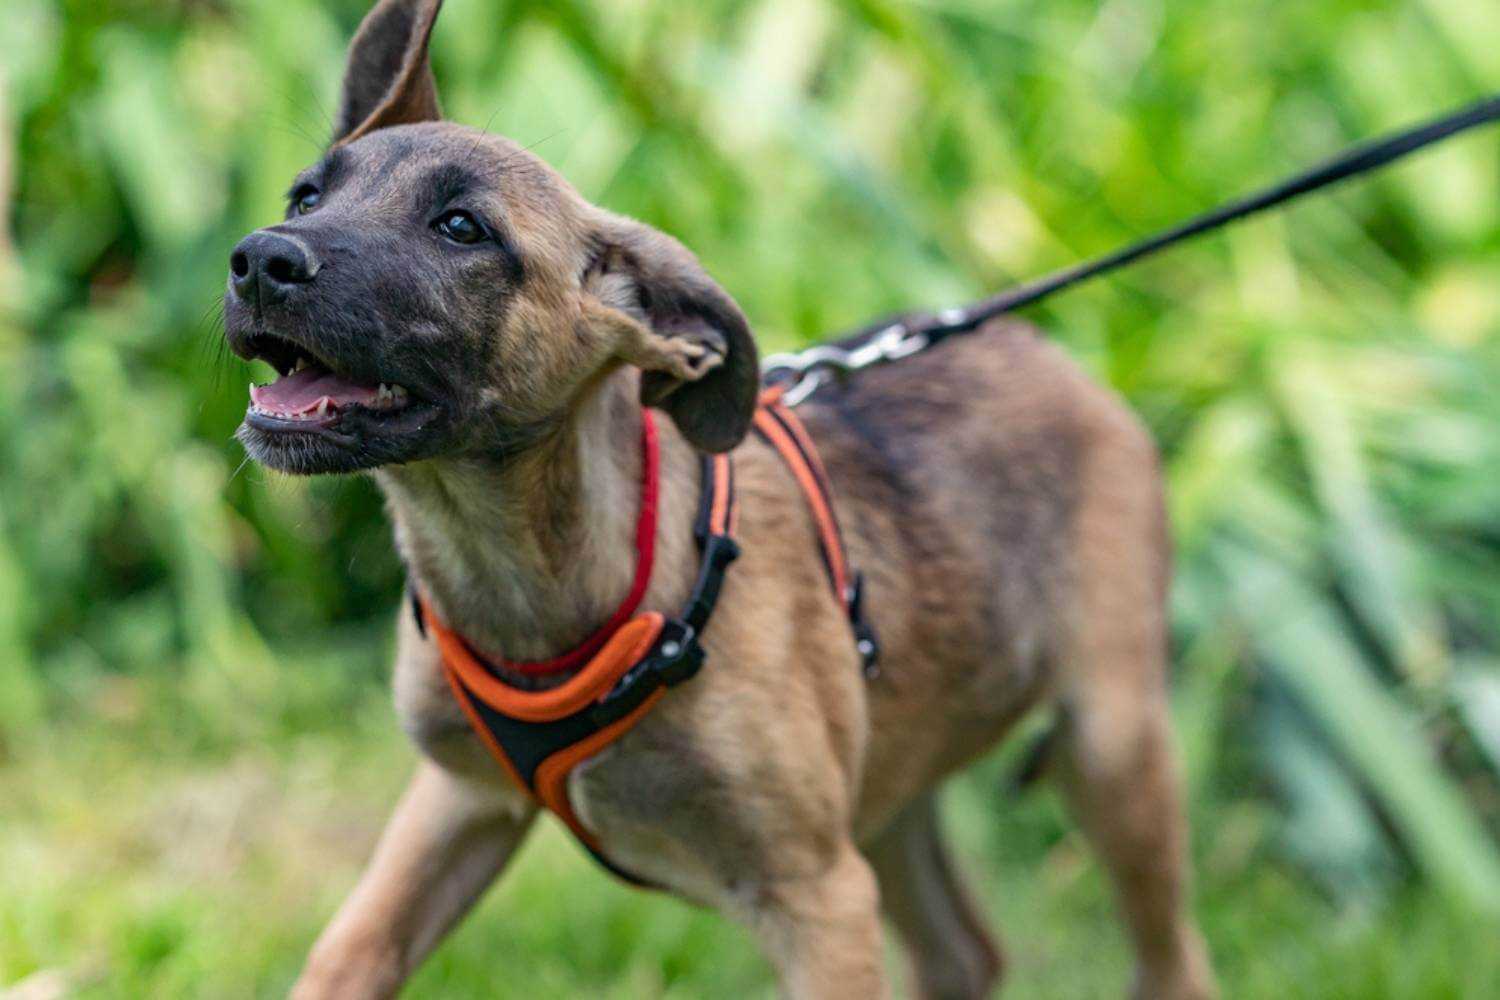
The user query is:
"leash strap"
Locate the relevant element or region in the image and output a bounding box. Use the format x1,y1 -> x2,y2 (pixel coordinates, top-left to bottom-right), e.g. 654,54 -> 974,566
414,450 -> 739,885
764,93 -> 1500,401
923,93 -> 1500,342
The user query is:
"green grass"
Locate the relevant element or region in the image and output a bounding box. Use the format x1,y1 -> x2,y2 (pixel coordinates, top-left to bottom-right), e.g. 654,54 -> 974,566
3,656 -> 1497,998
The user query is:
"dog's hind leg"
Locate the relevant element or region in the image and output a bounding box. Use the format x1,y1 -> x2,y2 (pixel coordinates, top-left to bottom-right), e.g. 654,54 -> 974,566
866,792 -> 1003,1000
291,760 -> 536,1000
1051,411 -> 1215,1000
1053,693 -> 1214,1000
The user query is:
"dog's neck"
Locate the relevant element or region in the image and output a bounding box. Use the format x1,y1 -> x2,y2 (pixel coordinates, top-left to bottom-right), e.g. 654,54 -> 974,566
377,370 -> 673,678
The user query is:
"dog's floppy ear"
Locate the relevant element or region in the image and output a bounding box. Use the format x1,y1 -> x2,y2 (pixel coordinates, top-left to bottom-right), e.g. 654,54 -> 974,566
333,0 -> 444,144
589,214 -> 759,454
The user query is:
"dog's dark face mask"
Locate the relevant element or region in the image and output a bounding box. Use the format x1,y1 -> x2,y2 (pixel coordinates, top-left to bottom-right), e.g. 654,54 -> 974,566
224,0 -> 757,476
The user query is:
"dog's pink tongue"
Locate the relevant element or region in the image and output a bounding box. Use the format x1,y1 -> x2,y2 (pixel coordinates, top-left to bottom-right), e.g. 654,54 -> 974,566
250,367 -> 380,414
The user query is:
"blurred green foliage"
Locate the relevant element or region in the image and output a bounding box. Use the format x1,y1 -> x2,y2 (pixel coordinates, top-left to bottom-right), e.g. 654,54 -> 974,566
3,0 -> 1500,996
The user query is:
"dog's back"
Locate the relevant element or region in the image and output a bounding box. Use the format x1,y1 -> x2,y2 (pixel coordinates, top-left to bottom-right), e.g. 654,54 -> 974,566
786,320 -> 1169,831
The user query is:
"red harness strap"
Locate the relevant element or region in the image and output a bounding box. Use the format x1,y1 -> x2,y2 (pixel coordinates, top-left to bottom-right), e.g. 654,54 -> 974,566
491,411 -> 661,677
414,398 -> 875,883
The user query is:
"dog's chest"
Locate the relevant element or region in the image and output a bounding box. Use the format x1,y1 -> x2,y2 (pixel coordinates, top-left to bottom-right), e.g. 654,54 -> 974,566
560,674 -> 858,903
567,750 -> 737,905
393,638 -> 791,902
558,708 -> 763,903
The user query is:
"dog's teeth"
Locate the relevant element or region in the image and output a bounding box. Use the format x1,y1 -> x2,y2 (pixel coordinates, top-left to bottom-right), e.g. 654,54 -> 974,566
315,398 -> 330,418
377,383 -> 391,403
293,356 -> 311,373
390,385 -> 408,401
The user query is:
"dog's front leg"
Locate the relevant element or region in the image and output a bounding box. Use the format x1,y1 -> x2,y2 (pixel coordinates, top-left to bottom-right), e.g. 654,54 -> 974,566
292,760 -> 535,999
745,841 -> 888,1000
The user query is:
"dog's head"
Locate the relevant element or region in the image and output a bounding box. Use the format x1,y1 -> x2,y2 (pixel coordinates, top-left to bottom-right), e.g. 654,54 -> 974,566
224,0 -> 757,475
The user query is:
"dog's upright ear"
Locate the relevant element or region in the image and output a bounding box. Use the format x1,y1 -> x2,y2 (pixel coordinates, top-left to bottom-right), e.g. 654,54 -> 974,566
588,214 -> 759,454
333,0 -> 444,144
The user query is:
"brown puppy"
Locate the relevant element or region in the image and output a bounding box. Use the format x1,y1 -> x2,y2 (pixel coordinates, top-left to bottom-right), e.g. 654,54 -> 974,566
223,1 -> 1216,997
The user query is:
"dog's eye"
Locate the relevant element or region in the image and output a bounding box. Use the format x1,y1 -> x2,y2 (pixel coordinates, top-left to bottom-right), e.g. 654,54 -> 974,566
435,211 -> 486,245
293,187 -> 321,215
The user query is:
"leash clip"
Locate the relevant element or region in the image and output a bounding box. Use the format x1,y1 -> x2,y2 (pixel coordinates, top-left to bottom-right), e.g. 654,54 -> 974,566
760,322 -> 933,407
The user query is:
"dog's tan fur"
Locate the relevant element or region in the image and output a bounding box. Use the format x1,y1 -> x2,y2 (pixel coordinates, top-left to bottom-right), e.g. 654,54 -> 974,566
244,2 -> 1217,996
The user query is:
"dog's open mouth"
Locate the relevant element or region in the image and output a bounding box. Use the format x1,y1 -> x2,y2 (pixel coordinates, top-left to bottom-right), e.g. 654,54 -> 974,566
237,333 -> 448,473
240,333 -> 427,435
249,356 -> 411,427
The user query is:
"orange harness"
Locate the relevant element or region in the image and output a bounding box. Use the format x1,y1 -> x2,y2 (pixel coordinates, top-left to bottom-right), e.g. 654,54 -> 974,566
413,393 -> 876,883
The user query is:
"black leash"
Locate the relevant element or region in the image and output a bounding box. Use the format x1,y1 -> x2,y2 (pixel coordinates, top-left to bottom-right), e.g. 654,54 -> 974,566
762,93 -> 1500,401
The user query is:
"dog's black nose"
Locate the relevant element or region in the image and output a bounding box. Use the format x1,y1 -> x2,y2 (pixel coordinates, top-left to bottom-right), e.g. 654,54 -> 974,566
229,230 -> 320,305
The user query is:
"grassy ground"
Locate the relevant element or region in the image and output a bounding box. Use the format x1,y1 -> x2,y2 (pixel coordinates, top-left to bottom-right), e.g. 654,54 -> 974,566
4,648 -> 1497,999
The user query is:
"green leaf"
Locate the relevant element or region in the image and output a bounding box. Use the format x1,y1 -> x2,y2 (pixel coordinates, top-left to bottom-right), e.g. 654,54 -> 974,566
1233,549 -> 1500,914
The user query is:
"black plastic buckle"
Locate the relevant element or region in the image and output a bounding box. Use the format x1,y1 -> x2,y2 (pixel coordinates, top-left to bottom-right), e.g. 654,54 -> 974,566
409,586 -> 427,638
848,573 -> 880,679
589,618 -> 704,727
683,535 -> 741,630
